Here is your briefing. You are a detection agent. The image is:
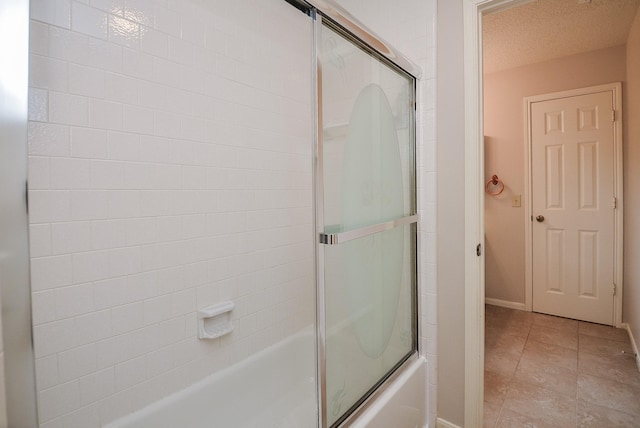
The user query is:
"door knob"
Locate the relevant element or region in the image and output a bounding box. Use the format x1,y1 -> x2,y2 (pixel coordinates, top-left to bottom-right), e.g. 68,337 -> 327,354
536,215 -> 545,223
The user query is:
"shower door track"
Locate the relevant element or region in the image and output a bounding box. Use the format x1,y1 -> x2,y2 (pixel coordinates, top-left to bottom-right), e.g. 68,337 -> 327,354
285,0 -> 421,80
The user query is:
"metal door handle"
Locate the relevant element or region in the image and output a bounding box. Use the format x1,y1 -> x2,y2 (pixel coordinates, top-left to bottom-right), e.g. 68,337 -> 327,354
536,215 -> 545,223
319,215 -> 418,245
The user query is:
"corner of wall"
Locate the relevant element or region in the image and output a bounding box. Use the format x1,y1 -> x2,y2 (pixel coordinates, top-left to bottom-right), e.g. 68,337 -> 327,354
623,3 -> 640,361
435,0 -> 466,426
623,323 -> 640,371
624,3 -> 640,355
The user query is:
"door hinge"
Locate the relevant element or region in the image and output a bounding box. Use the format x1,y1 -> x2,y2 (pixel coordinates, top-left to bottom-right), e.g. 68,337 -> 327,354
613,283 -> 617,296
612,110 -> 616,122
476,243 -> 482,257
612,197 -> 617,209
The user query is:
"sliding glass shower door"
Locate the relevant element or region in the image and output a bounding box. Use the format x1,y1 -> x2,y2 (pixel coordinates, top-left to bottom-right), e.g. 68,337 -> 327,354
317,19 -> 417,428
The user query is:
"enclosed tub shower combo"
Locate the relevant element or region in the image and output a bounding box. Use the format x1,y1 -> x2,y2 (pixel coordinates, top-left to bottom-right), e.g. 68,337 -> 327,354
0,0 -> 426,427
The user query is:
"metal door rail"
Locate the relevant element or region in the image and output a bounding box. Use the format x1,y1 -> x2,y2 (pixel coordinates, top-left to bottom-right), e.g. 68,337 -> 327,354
319,214 -> 418,245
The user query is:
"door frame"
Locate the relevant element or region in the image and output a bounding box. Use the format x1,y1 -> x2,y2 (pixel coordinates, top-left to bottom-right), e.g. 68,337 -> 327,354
523,83 -> 624,326
462,0 -> 570,426
464,0 -> 626,425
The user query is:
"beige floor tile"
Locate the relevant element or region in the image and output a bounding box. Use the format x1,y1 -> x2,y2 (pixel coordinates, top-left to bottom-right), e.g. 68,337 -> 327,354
528,324 -> 578,350
521,339 -> 578,371
533,312 -> 579,333
485,321 -> 532,339
579,334 -> 633,359
483,400 -> 502,428
486,304 -> 513,317
484,370 -> 511,404
485,348 -> 521,378
578,373 -> 640,416
513,357 -> 577,397
501,381 -> 576,427
578,351 -> 640,389
496,408 -> 573,428
485,332 -> 526,378
485,309 -> 533,339
579,322 -> 630,343
484,327 -> 521,348
485,308 -> 640,426
577,399 -> 640,427
485,331 -> 527,356
484,326 -> 498,346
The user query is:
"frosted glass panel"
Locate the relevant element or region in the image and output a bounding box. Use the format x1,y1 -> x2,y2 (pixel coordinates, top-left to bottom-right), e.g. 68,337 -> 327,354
324,225 -> 415,425
321,25 -> 415,233
319,22 -> 416,427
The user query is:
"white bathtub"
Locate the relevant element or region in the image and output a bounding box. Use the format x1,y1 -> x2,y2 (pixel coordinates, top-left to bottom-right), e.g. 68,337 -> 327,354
106,331 -> 425,428
348,356 -> 426,428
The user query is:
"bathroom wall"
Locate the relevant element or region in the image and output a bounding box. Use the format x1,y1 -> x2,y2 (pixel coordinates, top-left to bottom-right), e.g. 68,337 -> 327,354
484,45 -> 627,305
435,1 -> 466,426
333,0 -> 437,425
624,6 -> 640,361
27,0 -> 314,426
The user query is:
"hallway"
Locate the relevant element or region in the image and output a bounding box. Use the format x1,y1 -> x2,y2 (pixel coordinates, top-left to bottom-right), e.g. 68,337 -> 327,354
483,305 -> 640,427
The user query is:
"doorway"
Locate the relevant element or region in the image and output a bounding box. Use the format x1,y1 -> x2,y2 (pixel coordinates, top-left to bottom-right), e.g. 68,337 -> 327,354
464,0 -> 631,425
481,2 -> 626,327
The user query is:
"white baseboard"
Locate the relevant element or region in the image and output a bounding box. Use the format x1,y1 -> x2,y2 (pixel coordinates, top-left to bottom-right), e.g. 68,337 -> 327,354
435,418 -> 463,428
485,297 -> 526,311
622,322 -> 640,372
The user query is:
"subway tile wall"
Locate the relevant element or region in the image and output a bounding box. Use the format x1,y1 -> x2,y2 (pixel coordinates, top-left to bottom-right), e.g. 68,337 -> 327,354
28,0 -> 314,426
332,0 -> 438,425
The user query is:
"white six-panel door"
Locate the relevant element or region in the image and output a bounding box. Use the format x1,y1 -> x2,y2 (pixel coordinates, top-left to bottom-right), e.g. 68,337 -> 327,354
531,90 -> 615,325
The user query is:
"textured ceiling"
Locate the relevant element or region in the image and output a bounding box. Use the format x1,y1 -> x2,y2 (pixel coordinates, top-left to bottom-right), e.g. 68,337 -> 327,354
483,0 -> 640,73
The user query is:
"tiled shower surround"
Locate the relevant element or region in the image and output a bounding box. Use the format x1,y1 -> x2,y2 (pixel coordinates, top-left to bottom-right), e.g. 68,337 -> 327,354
26,0 -> 437,426
28,0 -> 313,425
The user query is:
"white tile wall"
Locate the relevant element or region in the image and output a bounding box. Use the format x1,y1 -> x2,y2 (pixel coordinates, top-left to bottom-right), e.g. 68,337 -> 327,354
28,0 -> 314,425
332,0 -> 438,425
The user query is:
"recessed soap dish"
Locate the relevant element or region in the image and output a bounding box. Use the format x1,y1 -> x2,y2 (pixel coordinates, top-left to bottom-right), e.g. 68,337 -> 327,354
198,301 -> 234,340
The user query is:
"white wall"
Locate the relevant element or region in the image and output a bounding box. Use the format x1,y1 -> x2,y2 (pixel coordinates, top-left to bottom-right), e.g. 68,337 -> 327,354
624,7 -> 640,357
435,1 -> 466,426
333,0 -> 438,425
27,0 -> 314,426
484,46 -> 627,305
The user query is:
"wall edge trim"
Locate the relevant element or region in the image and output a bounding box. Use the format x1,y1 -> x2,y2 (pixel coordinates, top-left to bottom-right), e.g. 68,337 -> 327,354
485,298 -> 526,311
621,323 -> 640,372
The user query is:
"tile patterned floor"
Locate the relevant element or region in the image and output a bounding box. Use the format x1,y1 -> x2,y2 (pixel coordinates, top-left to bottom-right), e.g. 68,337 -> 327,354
483,304 -> 640,427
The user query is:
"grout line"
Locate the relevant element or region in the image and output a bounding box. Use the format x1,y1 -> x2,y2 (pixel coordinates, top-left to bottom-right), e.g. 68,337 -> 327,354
493,400 -> 504,428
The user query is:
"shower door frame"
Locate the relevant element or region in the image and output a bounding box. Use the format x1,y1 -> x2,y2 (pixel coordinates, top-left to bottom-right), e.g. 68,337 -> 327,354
0,0 -> 39,426
301,2 -> 422,427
